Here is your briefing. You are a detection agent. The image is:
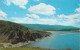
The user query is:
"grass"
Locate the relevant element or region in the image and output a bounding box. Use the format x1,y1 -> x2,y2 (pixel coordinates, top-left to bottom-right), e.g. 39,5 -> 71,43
0,43 -> 4,48
0,47 -> 51,50
0,43 -> 72,50
0,47 -> 72,50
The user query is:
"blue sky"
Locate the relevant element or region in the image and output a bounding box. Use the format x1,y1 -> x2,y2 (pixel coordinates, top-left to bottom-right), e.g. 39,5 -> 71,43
0,0 -> 80,27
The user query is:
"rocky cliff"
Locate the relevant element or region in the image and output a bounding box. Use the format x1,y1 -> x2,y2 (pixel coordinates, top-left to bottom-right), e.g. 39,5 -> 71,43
0,20 -> 51,44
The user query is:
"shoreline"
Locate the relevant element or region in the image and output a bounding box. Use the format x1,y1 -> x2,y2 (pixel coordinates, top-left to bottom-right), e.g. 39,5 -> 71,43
0,33 -> 52,48
1,31 -> 79,48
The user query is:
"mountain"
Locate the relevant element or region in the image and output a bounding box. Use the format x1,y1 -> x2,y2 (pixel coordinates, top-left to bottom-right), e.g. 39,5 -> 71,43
21,24 -> 80,31
0,20 -> 51,44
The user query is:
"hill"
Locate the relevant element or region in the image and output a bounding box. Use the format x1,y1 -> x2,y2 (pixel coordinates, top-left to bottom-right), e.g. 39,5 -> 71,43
0,20 -> 51,44
21,24 -> 80,31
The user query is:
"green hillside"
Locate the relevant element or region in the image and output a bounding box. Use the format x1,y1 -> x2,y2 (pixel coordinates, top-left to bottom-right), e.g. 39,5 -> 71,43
21,24 -> 80,31
0,20 -> 51,44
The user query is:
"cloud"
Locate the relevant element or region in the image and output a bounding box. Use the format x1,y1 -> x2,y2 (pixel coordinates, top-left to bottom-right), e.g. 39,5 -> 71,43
11,12 -> 80,27
7,6 -> 80,27
11,14 -> 58,24
0,10 -> 7,19
37,18 -> 58,25
11,17 -> 58,24
11,17 -> 28,23
57,14 -> 76,26
26,14 -> 40,19
57,8 -> 80,27
58,14 -> 80,20
75,8 -> 80,13
28,3 -> 56,15
6,0 -> 28,9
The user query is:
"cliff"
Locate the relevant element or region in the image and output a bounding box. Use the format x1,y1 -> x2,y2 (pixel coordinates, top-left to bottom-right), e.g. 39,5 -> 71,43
0,20 -> 51,44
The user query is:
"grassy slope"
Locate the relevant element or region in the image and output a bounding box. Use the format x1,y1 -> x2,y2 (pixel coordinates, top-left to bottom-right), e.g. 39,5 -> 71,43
21,24 -> 80,31
0,20 -> 28,31
0,47 -> 72,50
0,20 -> 28,43
0,47 -> 51,50
0,44 -> 3,47
0,20 -> 51,44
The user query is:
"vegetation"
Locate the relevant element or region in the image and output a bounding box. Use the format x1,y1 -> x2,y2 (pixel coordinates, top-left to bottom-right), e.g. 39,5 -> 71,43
0,20 -> 28,31
43,29 -> 80,31
0,47 -> 51,50
21,24 -> 80,31
0,47 -> 72,50
0,43 -> 4,47
0,20 -> 51,44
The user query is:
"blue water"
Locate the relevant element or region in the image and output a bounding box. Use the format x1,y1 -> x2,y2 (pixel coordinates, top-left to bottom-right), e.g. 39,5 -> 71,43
26,31 -> 80,50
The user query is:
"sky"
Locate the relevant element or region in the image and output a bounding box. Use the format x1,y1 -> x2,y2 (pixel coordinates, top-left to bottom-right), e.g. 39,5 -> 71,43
0,0 -> 80,27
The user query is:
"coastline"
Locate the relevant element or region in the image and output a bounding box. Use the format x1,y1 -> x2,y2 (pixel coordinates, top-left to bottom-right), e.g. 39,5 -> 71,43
0,31 -> 79,48
0,33 -> 52,48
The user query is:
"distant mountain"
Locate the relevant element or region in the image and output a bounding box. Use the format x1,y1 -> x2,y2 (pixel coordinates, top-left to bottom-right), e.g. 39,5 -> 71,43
21,24 -> 80,31
0,20 -> 51,44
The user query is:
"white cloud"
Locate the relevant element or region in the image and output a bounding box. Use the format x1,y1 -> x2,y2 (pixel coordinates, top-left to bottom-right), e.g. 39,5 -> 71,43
11,10 -> 80,27
28,3 -> 56,15
6,0 -> 28,9
57,13 -> 80,27
37,18 -> 58,25
11,12 -> 80,27
11,17 -> 58,24
75,8 -> 80,13
56,7 -> 80,27
58,14 -> 80,20
26,14 -> 40,19
11,17 -> 28,23
11,14 -> 58,25
0,10 -> 7,19
9,7 -> 80,27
